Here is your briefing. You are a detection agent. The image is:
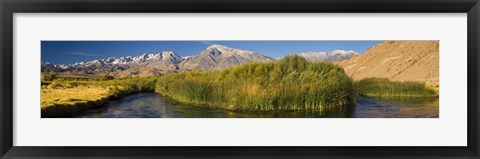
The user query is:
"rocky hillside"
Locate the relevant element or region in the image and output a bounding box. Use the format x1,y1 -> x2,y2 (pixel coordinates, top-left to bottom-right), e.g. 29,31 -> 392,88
335,41 -> 439,84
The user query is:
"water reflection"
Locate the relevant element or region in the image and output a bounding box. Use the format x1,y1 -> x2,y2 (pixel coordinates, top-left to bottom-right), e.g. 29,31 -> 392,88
352,96 -> 439,118
74,93 -> 439,118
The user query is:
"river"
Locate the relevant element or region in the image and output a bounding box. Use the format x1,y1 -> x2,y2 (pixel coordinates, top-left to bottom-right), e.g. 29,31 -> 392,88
74,93 -> 439,118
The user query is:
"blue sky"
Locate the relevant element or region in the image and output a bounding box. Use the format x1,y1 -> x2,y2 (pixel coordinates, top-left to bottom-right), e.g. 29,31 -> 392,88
41,41 -> 383,64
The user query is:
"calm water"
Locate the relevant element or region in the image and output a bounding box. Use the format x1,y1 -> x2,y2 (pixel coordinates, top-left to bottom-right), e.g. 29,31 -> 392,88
74,93 -> 439,118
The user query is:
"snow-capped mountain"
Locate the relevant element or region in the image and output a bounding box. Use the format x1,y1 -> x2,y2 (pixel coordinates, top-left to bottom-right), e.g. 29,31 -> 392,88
293,50 -> 359,62
179,44 -> 275,71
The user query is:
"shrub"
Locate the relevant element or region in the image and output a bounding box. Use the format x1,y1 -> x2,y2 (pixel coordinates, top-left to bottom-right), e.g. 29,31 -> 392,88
101,74 -> 115,80
42,72 -> 57,81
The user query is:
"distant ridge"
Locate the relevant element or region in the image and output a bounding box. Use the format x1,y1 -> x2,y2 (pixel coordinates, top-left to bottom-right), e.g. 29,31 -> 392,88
293,50 -> 359,62
42,51 -> 184,75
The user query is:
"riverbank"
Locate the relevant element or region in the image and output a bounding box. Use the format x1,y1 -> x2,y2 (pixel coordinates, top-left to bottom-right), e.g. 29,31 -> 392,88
41,78 -> 438,118
41,86 -> 110,117
72,93 -> 438,118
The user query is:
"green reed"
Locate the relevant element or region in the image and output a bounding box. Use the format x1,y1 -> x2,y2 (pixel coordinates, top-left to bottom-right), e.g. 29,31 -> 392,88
155,55 -> 357,111
355,77 -> 438,97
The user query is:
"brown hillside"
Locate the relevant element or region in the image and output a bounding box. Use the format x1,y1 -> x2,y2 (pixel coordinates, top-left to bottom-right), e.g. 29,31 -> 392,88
335,41 -> 439,85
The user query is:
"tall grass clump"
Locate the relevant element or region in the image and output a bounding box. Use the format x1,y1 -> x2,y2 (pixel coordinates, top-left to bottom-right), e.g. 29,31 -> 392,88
156,55 -> 357,112
355,77 -> 438,97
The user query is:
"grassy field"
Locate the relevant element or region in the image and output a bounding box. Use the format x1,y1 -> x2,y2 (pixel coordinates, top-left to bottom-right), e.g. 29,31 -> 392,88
155,56 -> 357,111
40,78 -> 157,117
41,86 -> 110,108
355,77 -> 438,98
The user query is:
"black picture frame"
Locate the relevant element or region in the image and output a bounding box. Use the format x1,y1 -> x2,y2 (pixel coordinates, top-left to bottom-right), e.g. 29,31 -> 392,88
1,0 -> 479,158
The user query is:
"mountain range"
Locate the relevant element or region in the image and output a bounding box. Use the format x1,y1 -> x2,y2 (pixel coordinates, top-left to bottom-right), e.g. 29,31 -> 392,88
42,44 -> 359,77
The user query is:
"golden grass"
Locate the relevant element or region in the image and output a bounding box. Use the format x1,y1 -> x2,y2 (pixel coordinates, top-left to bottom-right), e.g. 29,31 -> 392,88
41,86 -> 110,108
40,78 -> 158,117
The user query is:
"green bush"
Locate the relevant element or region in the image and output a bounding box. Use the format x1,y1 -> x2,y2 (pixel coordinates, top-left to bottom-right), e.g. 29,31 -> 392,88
42,72 -> 57,81
101,74 -> 115,80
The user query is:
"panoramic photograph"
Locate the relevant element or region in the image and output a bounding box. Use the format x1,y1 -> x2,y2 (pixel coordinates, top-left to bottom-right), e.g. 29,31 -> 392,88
41,41 -> 439,118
